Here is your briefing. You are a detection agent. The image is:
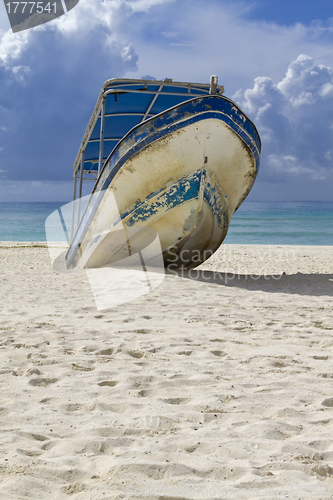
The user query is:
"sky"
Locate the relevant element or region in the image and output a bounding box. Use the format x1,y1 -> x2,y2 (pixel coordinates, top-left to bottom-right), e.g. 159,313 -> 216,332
0,0 -> 333,201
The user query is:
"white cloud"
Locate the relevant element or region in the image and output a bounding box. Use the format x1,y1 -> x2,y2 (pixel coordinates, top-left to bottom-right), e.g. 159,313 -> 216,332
128,0 -> 173,12
267,154 -> 327,181
0,0 -> 143,185
0,0 -> 137,67
320,82 -> 333,96
0,30 -> 29,68
124,0 -> 333,93
234,55 -> 333,185
276,54 -> 333,107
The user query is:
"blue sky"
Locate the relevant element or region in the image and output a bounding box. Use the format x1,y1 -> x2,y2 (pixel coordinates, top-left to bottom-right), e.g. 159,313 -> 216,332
0,0 -> 332,201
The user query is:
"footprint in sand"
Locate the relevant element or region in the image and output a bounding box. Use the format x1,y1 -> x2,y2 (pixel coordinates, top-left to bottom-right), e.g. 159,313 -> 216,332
185,442 -> 200,453
138,389 -> 150,397
16,448 -> 42,457
25,368 -> 42,376
98,380 -> 118,387
41,441 -> 57,451
127,350 -> 144,359
210,350 -> 227,357
29,377 -> 58,386
98,348 -> 113,355
71,363 -> 94,372
163,397 -> 189,405
312,464 -> 333,477
30,433 -> 49,442
322,398 -> 333,407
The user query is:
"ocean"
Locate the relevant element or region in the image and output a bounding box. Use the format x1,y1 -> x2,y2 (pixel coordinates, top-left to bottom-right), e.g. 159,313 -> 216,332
0,201 -> 333,245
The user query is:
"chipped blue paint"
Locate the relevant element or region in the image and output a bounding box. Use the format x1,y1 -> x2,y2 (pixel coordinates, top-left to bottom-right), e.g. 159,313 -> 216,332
123,170 -> 204,226
119,169 -> 230,232
203,176 -> 228,229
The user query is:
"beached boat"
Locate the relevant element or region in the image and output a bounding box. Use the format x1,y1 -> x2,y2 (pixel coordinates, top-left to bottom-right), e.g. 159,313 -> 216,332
66,76 -> 260,270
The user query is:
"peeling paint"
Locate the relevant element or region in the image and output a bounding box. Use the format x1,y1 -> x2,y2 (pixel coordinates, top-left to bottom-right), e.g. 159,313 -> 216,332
123,170 -> 204,226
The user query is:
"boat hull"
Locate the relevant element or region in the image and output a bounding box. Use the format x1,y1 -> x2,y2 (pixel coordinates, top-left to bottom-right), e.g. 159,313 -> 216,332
67,95 -> 260,270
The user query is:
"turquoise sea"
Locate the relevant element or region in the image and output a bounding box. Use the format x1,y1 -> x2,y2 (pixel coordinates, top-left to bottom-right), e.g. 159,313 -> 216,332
0,201 -> 333,245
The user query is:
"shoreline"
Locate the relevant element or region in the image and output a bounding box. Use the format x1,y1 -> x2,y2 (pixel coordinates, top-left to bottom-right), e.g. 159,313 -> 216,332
0,240 -> 333,249
3,241 -> 332,273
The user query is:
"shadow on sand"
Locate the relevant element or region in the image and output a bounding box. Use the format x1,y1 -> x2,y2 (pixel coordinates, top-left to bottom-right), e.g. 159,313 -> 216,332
168,269 -> 333,297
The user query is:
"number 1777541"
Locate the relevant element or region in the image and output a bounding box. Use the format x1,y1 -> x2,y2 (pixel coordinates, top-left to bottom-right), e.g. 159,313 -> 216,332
5,2 -> 57,14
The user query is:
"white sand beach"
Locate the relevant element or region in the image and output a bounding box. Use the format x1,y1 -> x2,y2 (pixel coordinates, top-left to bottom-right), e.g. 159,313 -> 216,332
0,243 -> 333,499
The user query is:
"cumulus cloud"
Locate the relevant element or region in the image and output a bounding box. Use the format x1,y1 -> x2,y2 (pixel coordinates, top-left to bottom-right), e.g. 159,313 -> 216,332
128,0 -> 173,11
124,0 -> 333,92
0,0 -> 141,183
234,55 -> 333,183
